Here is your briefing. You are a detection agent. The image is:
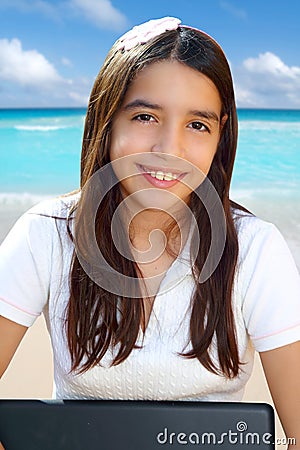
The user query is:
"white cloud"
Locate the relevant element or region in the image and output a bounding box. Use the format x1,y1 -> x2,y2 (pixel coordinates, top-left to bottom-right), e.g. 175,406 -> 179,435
61,57 -> 73,67
69,91 -> 90,104
0,0 -> 128,29
70,0 -> 128,30
0,38 -> 92,107
234,86 -> 257,107
0,38 -> 67,87
233,52 -> 300,108
244,52 -> 300,79
0,0 -> 59,20
219,1 -> 247,19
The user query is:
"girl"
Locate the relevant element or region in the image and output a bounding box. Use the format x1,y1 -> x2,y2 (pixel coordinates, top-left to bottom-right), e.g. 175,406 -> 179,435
0,17 -> 299,445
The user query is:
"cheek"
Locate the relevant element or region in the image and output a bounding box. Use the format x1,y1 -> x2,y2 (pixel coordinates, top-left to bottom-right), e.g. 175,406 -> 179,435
110,136 -> 127,160
110,132 -> 141,160
189,140 -> 219,174
110,122 -> 128,160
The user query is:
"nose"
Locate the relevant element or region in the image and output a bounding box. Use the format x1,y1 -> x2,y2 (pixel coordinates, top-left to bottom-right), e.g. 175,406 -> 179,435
151,123 -> 184,158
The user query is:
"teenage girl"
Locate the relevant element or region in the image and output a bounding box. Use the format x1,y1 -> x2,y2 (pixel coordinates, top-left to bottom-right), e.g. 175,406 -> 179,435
0,17 -> 299,446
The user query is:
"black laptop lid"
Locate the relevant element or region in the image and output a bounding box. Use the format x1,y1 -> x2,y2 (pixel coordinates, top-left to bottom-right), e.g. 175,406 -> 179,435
0,400 -> 275,449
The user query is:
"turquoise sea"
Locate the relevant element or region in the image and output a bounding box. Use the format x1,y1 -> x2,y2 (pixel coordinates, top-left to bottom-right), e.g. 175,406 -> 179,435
0,108 -> 299,267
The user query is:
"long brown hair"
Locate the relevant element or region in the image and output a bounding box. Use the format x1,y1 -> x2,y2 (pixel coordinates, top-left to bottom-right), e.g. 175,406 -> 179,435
66,26 -> 251,377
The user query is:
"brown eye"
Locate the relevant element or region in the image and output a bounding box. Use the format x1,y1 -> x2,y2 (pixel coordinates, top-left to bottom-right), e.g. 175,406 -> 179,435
134,114 -> 154,122
189,121 -> 209,132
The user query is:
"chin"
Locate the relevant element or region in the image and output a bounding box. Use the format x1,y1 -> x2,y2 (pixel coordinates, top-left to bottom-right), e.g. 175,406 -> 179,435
125,189 -> 187,215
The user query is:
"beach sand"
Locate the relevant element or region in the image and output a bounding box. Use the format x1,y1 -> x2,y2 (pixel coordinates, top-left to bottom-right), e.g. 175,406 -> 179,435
1,199 -> 298,448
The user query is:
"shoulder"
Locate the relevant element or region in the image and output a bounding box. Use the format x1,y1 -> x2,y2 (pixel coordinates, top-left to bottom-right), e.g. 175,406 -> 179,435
231,209 -> 300,352
17,191 -> 80,235
1,191 -> 80,253
26,191 -> 80,219
231,208 -> 284,263
231,206 -> 300,299
232,207 -> 275,236
231,207 -> 300,293
0,193 -> 80,327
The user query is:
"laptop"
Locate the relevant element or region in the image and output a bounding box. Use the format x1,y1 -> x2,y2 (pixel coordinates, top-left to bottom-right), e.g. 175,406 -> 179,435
0,400 -> 275,449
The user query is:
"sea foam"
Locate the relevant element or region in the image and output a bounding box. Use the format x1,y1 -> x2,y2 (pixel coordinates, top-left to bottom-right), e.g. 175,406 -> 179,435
15,125 -> 70,131
0,192 -> 53,208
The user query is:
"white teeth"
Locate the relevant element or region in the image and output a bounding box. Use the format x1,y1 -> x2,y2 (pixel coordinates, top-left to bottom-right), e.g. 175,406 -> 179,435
163,173 -> 174,181
155,171 -> 165,181
143,166 -> 179,181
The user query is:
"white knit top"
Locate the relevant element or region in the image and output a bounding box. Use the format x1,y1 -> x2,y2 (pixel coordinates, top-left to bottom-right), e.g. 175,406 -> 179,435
0,194 -> 300,400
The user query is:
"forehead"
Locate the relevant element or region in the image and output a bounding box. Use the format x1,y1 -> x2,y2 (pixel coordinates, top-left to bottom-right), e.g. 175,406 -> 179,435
121,60 -> 222,113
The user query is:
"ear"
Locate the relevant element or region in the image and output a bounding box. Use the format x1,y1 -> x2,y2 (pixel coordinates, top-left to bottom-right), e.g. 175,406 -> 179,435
220,114 -> 228,131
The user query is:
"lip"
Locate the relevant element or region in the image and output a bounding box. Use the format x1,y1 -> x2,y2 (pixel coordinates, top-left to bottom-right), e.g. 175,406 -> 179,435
135,163 -> 187,188
136,163 -> 187,176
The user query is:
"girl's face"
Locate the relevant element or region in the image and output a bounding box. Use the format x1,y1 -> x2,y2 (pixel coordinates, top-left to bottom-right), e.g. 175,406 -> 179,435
110,60 -> 225,212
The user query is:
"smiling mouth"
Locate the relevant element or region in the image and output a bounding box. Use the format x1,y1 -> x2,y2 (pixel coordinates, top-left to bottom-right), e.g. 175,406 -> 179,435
136,164 -> 187,181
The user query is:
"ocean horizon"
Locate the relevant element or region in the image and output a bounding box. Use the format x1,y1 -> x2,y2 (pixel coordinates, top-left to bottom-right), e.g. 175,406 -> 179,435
1,107 -> 299,268
1,107 -> 299,195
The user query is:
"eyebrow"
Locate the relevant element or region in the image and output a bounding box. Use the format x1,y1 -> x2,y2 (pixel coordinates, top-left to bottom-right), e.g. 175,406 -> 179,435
123,99 -> 220,122
123,99 -> 162,111
189,110 -> 220,123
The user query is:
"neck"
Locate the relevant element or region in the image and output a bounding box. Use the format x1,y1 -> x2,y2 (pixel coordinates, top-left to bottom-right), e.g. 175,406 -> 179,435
130,209 -> 190,262
113,191 -> 191,262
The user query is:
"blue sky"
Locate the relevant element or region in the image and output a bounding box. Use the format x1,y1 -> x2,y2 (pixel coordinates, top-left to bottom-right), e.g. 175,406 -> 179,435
0,0 -> 299,108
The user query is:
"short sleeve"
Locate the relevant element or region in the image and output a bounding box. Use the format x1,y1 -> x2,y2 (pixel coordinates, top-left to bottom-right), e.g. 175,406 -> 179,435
238,219 -> 300,352
0,210 -> 54,327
